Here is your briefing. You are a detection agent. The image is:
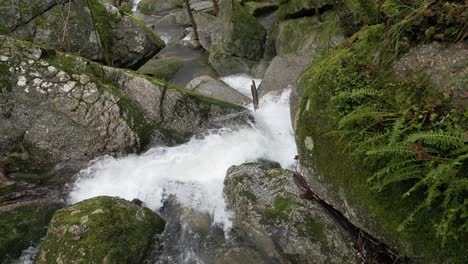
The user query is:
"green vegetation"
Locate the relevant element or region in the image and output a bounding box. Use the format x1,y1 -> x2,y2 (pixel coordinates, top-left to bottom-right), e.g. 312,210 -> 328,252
36,196 -> 165,264
261,195 -> 296,224
0,204 -> 58,260
297,0 -> 467,261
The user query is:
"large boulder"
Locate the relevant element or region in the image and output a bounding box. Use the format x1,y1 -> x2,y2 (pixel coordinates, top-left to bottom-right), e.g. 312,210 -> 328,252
0,36 -> 250,175
261,12 -> 343,96
295,23 -> 467,262
224,162 -> 356,263
35,196 -> 165,264
0,0 -> 165,69
186,75 -> 252,106
209,0 -> 267,75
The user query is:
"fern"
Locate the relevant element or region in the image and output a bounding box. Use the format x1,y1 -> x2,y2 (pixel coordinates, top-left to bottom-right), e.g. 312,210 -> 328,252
406,130 -> 465,150
365,144 -> 412,157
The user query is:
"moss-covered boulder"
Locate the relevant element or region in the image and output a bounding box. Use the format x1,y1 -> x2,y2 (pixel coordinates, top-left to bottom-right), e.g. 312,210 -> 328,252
295,21 -> 467,262
0,36 -> 251,175
224,162 -> 355,263
0,0 -> 164,69
35,196 -> 165,264
138,0 -> 184,14
209,0 -> 267,75
137,57 -> 184,81
0,201 -> 60,261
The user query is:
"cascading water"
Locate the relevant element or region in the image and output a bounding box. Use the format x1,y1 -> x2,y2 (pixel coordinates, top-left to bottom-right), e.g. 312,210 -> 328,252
68,76 -> 297,230
132,0 -> 142,12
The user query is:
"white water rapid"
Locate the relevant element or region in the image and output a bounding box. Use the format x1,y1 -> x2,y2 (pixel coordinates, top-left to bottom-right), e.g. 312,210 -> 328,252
68,76 -> 297,229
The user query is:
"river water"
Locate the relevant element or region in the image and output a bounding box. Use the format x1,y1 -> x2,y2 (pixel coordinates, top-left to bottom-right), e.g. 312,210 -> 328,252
68,76 -> 297,229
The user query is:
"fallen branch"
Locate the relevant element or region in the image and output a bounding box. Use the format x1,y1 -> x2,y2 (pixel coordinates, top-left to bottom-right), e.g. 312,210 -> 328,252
251,80 -> 259,111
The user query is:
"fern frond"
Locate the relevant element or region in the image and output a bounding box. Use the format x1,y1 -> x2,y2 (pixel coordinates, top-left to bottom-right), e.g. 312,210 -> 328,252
369,158 -> 419,182
338,105 -> 395,129
406,131 -> 464,150
374,165 -> 425,191
366,144 -> 412,157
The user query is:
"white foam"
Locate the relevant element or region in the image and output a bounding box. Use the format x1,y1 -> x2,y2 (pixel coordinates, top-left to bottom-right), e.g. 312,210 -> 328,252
132,0 -> 142,12
220,74 -> 262,97
68,79 -> 296,229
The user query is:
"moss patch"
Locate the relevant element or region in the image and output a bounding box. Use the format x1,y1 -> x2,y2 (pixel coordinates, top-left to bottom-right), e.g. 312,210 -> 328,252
296,22 -> 467,262
0,204 -> 58,260
36,196 -> 165,264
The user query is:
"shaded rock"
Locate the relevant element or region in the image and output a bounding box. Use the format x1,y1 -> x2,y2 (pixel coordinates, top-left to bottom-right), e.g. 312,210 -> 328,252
224,163 -> 356,264
36,196 -> 165,264
244,1 -> 278,17
277,0 -> 336,20
186,75 -> 252,106
0,0 -> 164,69
275,12 -> 343,56
0,200 -> 61,261
209,0 -> 267,75
194,12 -> 221,51
138,57 -> 184,80
259,54 -> 310,96
392,42 -> 468,108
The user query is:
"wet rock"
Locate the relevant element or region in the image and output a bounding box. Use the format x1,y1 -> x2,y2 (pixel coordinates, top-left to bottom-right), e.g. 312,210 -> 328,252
0,0 -> 164,69
0,200 -> 61,261
187,75 -> 252,106
36,196 -> 165,264
224,162 -> 356,264
145,196 -> 272,264
209,0 -> 267,75
194,12 -> 221,51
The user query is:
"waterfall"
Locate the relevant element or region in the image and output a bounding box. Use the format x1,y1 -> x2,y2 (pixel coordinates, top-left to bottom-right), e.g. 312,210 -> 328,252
68,76 -> 297,229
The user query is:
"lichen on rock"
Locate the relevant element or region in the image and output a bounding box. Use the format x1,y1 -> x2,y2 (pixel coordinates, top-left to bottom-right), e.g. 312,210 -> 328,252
35,196 -> 165,264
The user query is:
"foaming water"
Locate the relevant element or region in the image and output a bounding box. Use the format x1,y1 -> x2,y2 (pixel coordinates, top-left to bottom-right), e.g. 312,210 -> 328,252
220,74 -> 262,97
132,0 -> 142,11
68,77 -> 296,228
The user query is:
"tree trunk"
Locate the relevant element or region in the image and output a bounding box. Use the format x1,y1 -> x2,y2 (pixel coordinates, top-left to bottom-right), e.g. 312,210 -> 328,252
184,0 -> 199,41
251,80 -> 259,111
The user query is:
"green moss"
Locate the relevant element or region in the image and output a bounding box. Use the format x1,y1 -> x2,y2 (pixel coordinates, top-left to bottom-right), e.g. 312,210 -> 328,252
85,0 -> 115,65
137,0 -> 157,14
137,58 -> 183,81
278,0 -> 335,20
240,190 -> 258,202
125,13 -> 165,48
261,195 -> 296,224
296,23 -> 467,262
0,204 -> 58,260
244,1 -> 278,16
36,196 -> 165,264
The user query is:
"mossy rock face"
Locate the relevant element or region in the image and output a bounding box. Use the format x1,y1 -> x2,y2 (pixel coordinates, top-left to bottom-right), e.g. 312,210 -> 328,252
137,0 -> 184,14
295,23 -> 467,262
224,162 -> 355,263
137,58 -> 184,81
277,0 -> 337,20
36,196 -> 165,264
0,0 -> 164,69
244,1 -> 278,16
209,0 -> 266,75
275,11 -> 343,56
0,202 -> 60,261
